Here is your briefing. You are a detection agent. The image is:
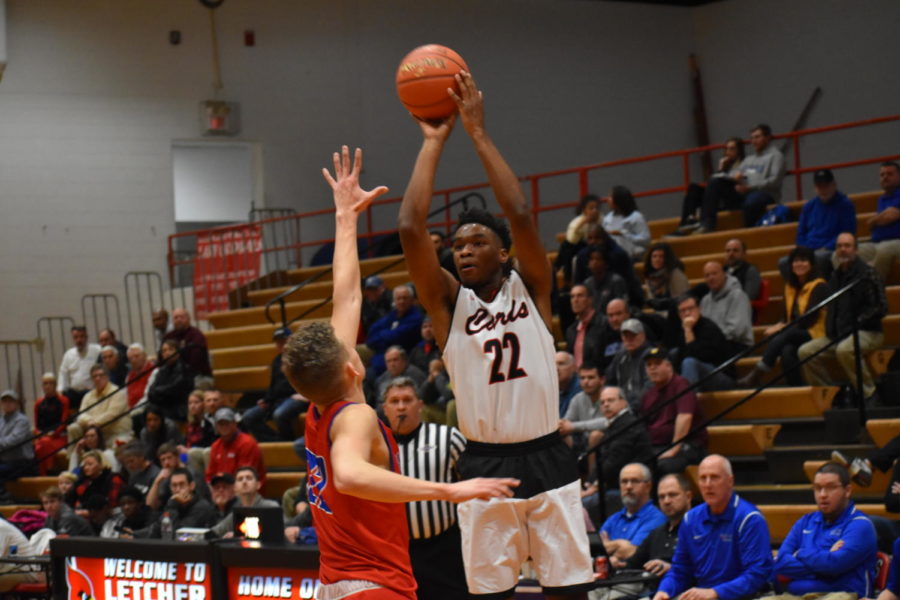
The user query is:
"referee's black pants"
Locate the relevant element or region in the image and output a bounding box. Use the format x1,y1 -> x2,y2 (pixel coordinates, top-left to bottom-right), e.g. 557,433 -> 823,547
409,523 -> 471,600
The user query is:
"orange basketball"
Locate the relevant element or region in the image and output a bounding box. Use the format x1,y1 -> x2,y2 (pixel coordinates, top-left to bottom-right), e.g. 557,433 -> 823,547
396,44 -> 469,121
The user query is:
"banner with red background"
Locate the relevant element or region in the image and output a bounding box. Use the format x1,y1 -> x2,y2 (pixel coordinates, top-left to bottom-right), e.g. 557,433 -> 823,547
192,224 -> 263,320
65,556 -> 212,600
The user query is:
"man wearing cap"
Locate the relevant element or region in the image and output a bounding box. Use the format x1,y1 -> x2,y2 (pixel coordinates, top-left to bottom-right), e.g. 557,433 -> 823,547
241,327 -> 309,442
0,390 -> 36,504
206,407 -> 266,486
361,275 -> 392,334
788,169 -> 856,279
641,347 -> 708,477
605,318 -> 652,411
209,472 -> 238,522
859,162 -> 900,281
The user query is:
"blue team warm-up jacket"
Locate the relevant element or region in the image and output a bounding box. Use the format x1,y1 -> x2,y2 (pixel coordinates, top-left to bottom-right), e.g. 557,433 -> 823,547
658,493 -> 773,600
773,502 -> 877,597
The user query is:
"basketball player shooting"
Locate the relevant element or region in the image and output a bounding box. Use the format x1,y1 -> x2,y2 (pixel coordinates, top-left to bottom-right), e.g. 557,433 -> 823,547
398,73 -> 595,599
281,146 -> 518,600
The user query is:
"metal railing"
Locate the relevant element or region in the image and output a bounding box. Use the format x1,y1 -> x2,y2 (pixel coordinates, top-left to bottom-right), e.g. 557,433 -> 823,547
35,316 -> 75,377
0,340 -> 42,403
81,293 -> 123,343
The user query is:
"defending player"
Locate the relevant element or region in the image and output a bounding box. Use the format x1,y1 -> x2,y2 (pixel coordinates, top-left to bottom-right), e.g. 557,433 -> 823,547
398,73 -> 594,599
282,146 -> 518,600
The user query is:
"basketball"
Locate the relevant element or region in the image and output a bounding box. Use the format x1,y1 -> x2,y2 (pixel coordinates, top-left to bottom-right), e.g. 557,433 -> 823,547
395,44 -> 469,121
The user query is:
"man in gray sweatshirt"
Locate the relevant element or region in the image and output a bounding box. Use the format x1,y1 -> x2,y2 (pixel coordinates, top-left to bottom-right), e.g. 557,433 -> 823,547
735,123 -> 786,226
699,262 -> 754,351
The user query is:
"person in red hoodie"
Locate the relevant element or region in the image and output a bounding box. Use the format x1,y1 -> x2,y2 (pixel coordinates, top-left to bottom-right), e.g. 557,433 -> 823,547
205,407 -> 266,486
33,373 -> 70,475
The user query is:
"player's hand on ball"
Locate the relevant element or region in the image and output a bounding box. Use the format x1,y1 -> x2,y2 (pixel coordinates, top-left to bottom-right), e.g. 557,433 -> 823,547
322,146 -> 388,215
415,113 -> 456,143
449,71 -> 485,137
448,477 -> 520,502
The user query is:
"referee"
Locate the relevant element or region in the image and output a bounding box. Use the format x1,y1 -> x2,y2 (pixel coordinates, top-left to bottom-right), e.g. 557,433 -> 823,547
383,377 -> 469,600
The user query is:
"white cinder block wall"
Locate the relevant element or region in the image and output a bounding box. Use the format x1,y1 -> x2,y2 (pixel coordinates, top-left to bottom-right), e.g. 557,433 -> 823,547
1,0 -> 899,348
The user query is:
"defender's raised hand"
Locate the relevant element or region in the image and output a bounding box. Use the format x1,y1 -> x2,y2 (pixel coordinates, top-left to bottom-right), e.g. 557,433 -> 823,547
322,146 -> 388,215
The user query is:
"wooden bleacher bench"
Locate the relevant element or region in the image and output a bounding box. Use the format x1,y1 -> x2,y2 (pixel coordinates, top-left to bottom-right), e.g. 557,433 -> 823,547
698,386 -> 837,421
867,419 -> 900,448
265,471 -> 305,500
803,460 -> 891,495
259,442 -> 305,470
708,424 -> 781,456
7,477 -> 57,503
760,503 -> 900,543
0,505 -> 40,519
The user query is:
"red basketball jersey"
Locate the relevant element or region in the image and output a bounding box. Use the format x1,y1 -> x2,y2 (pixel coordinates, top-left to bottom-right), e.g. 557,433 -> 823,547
305,400 -> 416,597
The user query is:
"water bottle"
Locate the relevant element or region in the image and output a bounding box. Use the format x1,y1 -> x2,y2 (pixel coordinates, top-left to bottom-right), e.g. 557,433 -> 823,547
8,545 -> 16,556
160,512 -> 174,541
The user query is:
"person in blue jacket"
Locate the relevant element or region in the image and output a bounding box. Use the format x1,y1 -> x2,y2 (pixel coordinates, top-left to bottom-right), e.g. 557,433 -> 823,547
773,462 -> 877,598
877,537 -> 900,600
653,454 -> 773,600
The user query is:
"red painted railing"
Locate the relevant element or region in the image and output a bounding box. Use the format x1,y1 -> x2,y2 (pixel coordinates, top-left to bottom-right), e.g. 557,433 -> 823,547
168,114 -> 900,312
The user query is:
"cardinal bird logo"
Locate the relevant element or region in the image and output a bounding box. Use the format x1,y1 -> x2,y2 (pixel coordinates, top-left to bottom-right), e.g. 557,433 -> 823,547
65,557 -> 96,600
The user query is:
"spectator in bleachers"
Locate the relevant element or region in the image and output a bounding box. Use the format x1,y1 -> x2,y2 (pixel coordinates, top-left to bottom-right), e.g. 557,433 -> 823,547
162,308 -> 212,379
430,230 -> 457,278
100,345 -> 128,387
361,275 -> 392,335
373,346 -> 426,408
145,339 -> 194,422
566,284 -> 604,369
833,441 -> 900,551
723,238 -> 762,302
205,407 -> 266,486
41,486 -> 93,537
146,443 -> 209,511
119,440 -> 160,496
788,168 -> 856,279
560,363 -> 607,462
573,224 -> 646,310
602,186 -> 652,261
857,161 -> 900,281
98,328 -> 129,367
877,538 -> 900,600
365,284 -> 424,377
644,242 -> 690,312
592,298 -> 632,373
57,471 -> 76,499
106,486 -> 157,538
625,474 -> 693,581
739,247 -> 828,388
242,327 -> 307,442
58,325 -> 102,411
209,472 -> 237,522
138,406 -> 183,465
672,137 -> 745,235
605,319 -> 652,411
770,462 -> 877,599
419,358 -> 453,424
600,462 -> 667,568
556,351 -> 581,417
556,194 -> 602,285
33,373 -> 70,476
408,317 -> 440,374
653,454 -> 773,600
642,346 -> 708,477
125,343 -> 155,410
210,466 -> 280,538
700,261 -> 754,351
735,124 -> 787,227
144,467 -> 218,538
68,425 -> 119,474
799,232 -> 887,404
584,246 -> 630,314
0,390 -> 36,504
67,364 -> 132,448
67,449 -> 126,511
83,489 -> 119,536
596,387 -> 654,498
671,294 -> 737,391
182,390 -> 216,451
151,309 -> 171,350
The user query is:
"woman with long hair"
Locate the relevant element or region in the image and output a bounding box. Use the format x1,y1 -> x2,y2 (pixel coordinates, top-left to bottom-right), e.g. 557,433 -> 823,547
738,246 -> 828,387
68,424 -> 119,473
643,242 -> 690,311
145,340 -> 194,422
139,405 -> 184,464
602,185 -> 651,260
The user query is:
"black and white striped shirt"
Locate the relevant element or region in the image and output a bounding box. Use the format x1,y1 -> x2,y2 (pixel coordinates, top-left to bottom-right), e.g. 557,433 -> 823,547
395,422 -> 466,540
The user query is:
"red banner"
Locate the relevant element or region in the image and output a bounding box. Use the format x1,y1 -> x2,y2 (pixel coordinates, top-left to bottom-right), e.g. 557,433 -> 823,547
227,566 -> 320,600
192,224 -> 263,320
64,556 -> 212,600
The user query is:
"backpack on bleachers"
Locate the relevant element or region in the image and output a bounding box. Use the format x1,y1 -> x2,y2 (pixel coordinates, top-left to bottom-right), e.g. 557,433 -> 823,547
756,204 -> 791,227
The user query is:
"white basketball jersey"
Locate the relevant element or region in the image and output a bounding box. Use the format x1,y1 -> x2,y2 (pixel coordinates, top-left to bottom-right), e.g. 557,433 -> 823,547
443,270 -> 559,443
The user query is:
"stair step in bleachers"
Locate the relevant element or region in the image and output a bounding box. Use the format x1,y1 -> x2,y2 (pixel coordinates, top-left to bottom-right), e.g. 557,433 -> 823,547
284,255 -> 409,285
663,222 -> 798,258
803,459 -> 891,496
212,344 -> 279,370
214,366 -> 271,392
7,477 -> 57,503
248,270 -> 412,307
707,424 -> 781,455
206,320 -> 328,351
259,442 -> 305,470
698,386 -> 837,421
752,315 -> 900,346
265,471 -> 305,501
208,298 -> 335,330
765,444 -> 872,484
761,504 -> 899,543
867,419 -> 900,448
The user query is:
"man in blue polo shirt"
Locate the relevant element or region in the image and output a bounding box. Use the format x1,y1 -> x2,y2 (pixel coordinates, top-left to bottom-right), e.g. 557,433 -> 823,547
653,454 -> 772,600
772,462 -> 877,598
860,161 -> 900,281
601,462 -> 666,568
877,537 -> 900,600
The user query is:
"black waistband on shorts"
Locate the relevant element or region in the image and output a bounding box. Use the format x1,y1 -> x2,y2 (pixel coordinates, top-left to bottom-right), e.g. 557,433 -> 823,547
464,431 -> 562,457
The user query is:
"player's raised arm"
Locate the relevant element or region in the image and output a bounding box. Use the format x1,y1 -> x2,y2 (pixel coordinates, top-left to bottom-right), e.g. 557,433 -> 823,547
322,146 -> 389,350
450,71 -> 553,321
330,402 -> 518,503
398,117 -> 461,344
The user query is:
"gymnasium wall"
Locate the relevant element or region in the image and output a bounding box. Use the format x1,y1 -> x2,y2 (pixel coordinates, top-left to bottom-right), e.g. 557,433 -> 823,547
0,0 -> 898,344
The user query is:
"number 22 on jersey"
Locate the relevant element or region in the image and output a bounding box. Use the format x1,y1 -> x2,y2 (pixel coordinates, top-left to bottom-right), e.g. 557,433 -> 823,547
483,332 -> 528,384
